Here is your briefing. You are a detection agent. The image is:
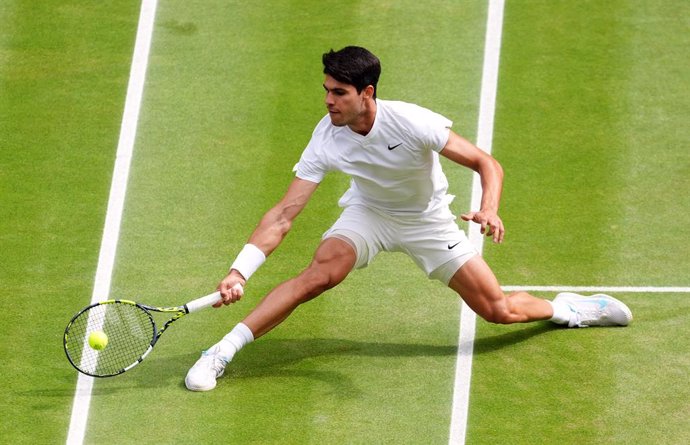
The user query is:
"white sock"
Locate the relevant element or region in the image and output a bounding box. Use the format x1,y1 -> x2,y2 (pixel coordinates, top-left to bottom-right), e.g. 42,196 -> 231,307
210,322 -> 254,362
548,299 -> 572,325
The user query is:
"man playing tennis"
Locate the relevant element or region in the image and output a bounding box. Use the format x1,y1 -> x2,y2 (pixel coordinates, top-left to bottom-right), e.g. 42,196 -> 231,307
185,46 -> 632,391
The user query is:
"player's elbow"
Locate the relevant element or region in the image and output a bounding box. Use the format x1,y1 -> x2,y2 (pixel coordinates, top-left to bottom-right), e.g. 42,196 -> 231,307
261,205 -> 295,237
494,157 -> 504,181
276,214 -> 293,237
481,155 -> 503,181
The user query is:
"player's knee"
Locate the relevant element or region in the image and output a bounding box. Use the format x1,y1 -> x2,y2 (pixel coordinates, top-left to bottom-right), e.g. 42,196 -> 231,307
297,267 -> 337,301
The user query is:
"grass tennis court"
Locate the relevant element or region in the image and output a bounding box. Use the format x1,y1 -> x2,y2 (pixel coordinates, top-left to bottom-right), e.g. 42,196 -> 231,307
1,0 -> 688,443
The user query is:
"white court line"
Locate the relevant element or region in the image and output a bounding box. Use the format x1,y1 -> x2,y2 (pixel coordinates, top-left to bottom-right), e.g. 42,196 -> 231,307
65,1 -> 157,444
448,1 -> 505,444
502,285 -> 690,293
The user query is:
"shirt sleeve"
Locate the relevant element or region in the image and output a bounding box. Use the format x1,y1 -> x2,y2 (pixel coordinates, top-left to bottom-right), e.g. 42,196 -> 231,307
293,116 -> 331,183
395,102 -> 453,153
418,108 -> 453,153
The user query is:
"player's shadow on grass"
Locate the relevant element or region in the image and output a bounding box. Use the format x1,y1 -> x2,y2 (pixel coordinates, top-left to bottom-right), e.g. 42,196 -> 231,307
237,321 -> 556,366
472,322 -> 556,355
91,322 -> 557,392
54,322 -> 558,396
218,337 -> 460,397
226,322 -> 556,379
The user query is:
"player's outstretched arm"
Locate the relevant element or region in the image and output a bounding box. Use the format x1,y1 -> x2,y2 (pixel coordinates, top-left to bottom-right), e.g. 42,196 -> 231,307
215,178 -> 320,305
248,177 -> 320,255
439,130 -> 505,243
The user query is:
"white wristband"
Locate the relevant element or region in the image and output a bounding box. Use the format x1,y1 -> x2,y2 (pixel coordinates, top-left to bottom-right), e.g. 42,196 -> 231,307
230,244 -> 266,280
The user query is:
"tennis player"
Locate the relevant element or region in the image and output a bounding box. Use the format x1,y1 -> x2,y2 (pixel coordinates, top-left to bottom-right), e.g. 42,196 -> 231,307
185,46 -> 632,391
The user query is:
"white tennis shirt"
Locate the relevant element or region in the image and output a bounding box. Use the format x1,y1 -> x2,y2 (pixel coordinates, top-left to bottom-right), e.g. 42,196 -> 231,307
295,99 -> 454,215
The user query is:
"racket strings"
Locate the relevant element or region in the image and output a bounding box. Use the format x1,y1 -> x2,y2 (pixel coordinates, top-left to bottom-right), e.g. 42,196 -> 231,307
64,302 -> 155,377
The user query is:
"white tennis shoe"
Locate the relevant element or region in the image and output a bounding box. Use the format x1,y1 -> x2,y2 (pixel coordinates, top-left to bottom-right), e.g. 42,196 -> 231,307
185,348 -> 228,391
553,292 -> 633,327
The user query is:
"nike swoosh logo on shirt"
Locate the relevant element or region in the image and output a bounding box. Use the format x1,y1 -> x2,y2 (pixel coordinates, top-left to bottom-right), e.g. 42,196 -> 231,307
387,143 -> 402,150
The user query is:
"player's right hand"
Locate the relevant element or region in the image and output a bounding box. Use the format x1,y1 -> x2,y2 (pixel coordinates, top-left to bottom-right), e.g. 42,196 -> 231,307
214,272 -> 246,307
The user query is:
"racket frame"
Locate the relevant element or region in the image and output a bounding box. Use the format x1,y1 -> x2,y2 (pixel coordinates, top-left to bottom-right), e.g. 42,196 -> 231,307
63,291 -> 223,378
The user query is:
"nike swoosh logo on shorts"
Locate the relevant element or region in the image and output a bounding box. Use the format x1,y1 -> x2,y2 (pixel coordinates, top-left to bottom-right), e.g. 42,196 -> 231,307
387,143 -> 402,150
448,241 -> 461,249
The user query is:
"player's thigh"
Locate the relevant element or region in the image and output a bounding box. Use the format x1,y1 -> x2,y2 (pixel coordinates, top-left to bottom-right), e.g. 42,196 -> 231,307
447,255 -> 505,320
303,236 -> 357,290
322,204 -> 385,269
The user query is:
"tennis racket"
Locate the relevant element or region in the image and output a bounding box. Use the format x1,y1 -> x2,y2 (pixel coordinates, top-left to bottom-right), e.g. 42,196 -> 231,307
63,288 -> 234,378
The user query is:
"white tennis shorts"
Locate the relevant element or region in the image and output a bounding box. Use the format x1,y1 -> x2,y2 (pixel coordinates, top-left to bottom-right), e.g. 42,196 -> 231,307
323,204 -> 477,285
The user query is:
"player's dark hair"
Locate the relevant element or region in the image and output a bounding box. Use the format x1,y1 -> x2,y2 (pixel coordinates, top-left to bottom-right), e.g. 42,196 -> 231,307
322,46 -> 381,98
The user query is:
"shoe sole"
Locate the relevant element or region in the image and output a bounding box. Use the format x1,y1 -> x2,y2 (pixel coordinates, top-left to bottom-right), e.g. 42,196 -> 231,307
185,380 -> 216,392
185,371 -> 223,392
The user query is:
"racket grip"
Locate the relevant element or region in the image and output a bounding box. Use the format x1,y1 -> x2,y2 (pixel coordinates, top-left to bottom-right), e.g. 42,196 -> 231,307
185,291 -> 222,313
185,283 -> 244,313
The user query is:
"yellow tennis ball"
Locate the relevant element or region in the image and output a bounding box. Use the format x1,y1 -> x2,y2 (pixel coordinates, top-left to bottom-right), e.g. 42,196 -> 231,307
88,331 -> 109,350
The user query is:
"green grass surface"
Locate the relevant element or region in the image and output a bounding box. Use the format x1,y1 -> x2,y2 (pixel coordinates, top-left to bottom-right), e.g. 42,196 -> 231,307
472,1 -> 690,443
490,0 -> 690,287
469,294 -> 690,444
1,0 -> 688,444
0,1 -> 139,442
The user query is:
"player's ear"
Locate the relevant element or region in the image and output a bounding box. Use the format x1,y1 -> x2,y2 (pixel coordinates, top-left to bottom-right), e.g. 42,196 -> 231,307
362,84 -> 375,100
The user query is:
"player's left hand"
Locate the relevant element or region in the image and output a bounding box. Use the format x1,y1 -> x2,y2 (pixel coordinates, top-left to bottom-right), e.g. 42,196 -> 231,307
460,210 -> 505,244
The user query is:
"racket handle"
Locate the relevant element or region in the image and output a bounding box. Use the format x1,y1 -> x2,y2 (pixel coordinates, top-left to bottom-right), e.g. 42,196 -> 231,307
185,284 -> 244,313
185,291 -> 222,313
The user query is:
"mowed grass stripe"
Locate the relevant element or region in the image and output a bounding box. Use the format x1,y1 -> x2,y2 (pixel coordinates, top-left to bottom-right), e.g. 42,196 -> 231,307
468,1 -> 690,443
0,1 -> 140,443
84,1 -> 490,444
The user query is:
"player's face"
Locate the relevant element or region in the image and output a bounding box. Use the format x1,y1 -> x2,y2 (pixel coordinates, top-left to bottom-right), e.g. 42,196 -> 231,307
323,75 -> 369,128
